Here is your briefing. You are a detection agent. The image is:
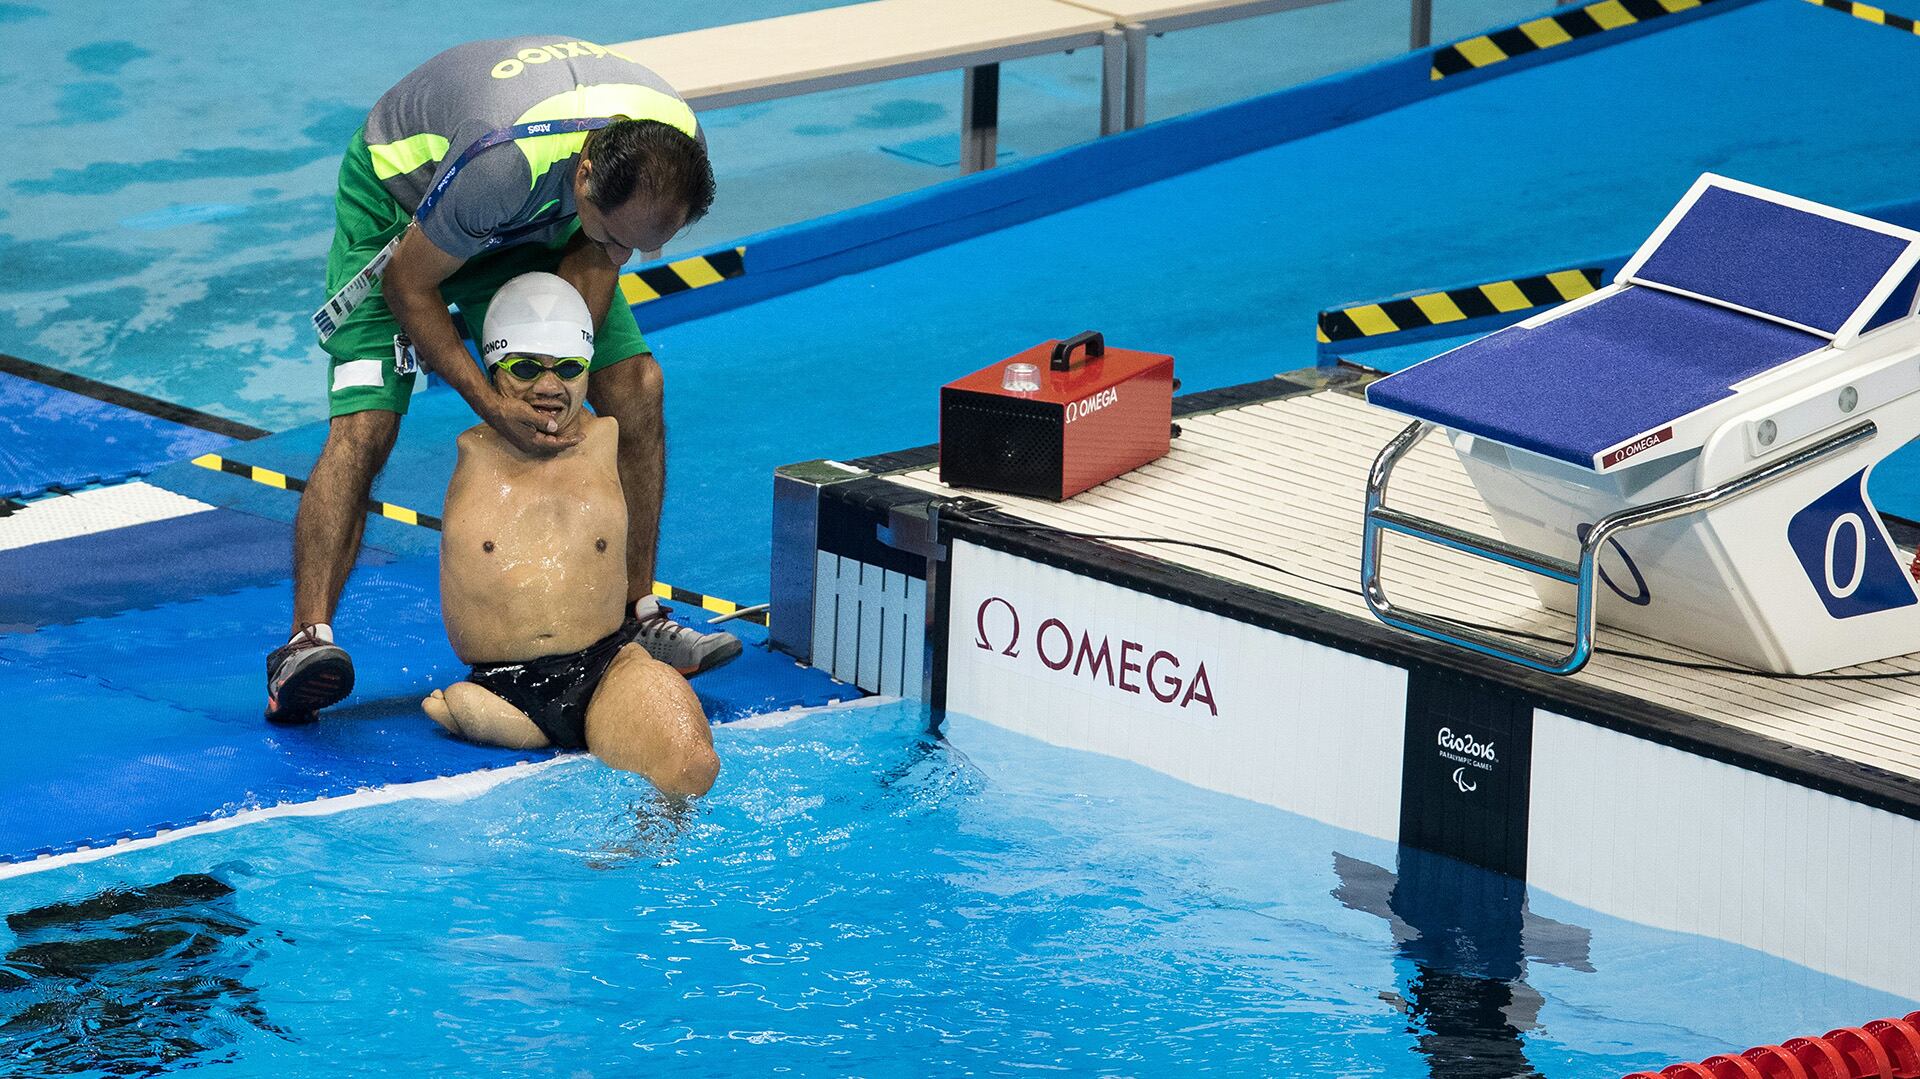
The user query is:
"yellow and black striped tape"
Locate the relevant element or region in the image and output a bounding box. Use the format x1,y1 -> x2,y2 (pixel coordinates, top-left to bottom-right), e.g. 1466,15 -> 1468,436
649,581 -> 760,622
192,453 -> 439,528
189,453 -> 767,625
1431,0 -> 1719,80
1317,267 -> 1603,343
619,246 -> 746,305
1807,0 -> 1920,34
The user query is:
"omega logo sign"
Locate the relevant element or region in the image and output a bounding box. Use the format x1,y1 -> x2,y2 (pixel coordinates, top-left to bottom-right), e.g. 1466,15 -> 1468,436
973,596 -> 1218,715
1064,387 -> 1118,424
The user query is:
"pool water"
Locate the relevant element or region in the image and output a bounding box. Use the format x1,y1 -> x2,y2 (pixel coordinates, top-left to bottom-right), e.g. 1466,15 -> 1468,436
2,702 -> 1911,1076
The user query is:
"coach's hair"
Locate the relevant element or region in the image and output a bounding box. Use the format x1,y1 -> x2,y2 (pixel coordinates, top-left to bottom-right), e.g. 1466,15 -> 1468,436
583,119 -> 715,224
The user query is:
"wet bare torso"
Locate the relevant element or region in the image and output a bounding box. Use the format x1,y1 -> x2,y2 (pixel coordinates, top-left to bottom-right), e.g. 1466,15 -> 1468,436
440,414 -> 626,664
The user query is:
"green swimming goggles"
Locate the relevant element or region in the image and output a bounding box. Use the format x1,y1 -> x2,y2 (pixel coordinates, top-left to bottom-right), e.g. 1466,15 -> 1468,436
494,355 -> 589,382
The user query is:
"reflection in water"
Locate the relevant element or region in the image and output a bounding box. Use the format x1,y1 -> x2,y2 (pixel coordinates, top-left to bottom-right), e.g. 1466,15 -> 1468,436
1334,850 -> 1594,1079
0,872 -> 280,1075
581,729 -> 969,871
581,791 -> 706,871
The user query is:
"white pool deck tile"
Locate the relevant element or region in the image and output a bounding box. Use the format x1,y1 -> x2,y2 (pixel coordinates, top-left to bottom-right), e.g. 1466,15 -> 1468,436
0,483 -> 212,552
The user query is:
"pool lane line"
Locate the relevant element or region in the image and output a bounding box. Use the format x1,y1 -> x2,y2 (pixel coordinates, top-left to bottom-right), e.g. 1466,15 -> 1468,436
1808,0 -> 1920,35
618,245 -> 746,305
1316,267 -> 1604,343
1430,0 -> 1725,80
188,452 -> 770,626
0,352 -> 269,441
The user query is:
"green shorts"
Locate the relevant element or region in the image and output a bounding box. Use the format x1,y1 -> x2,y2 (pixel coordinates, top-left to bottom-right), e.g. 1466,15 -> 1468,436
320,128 -> 649,417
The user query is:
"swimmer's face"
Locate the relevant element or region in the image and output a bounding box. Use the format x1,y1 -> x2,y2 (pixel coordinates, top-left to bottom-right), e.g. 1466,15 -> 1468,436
492,353 -> 588,433
573,163 -> 688,268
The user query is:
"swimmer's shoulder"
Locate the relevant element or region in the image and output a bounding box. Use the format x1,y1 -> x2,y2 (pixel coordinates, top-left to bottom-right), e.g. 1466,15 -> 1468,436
455,423 -> 496,460
580,412 -> 618,452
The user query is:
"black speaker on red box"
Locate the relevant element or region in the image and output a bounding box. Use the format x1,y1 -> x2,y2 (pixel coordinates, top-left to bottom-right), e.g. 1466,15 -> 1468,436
940,332 -> 1173,501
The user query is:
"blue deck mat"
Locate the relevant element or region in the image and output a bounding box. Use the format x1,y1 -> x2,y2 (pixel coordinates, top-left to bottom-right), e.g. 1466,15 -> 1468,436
0,507 -> 392,632
0,371 -> 236,500
1366,288 -> 1823,466
0,555 -> 851,865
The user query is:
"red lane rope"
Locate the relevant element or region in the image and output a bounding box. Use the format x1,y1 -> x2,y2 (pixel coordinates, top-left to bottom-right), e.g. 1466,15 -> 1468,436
1626,1013 -> 1920,1079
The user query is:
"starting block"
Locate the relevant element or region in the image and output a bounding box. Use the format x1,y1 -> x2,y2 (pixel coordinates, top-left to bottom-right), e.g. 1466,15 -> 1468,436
1362,174 -> 1920,675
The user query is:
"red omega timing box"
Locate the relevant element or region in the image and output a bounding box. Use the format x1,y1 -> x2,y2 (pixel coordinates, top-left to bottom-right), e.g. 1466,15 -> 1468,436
939,332 -> 1173,501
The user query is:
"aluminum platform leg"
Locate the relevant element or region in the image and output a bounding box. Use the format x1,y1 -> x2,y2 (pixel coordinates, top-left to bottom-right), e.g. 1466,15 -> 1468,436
1100,28 -> 1126,136
961,63 -> 1000,174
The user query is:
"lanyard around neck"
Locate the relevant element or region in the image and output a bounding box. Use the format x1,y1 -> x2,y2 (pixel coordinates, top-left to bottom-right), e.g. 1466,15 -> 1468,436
414,116 -> 617,222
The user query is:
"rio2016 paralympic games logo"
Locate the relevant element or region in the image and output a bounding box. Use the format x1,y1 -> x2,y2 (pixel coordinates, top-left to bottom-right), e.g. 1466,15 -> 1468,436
972,597 -> 1218,715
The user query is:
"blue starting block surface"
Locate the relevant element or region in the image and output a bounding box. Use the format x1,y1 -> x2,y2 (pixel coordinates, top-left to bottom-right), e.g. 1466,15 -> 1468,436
0,548 -> 851,867
1366,176 -> 1920,467
1632,184 -> 1916,336
0,369 -> 240,500
1367,286 -> 1824,467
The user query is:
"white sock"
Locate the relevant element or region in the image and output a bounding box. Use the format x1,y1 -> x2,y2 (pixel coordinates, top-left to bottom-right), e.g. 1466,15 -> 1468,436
292,623 -> 334,645
633,595 -> 662,619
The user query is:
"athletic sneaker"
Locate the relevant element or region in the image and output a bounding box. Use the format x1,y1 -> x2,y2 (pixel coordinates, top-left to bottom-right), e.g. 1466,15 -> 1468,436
632,596 -> 743,676
265,626 -> 355,724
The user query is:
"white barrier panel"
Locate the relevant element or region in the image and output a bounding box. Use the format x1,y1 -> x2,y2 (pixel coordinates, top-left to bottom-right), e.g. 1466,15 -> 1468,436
812,551 -> 926,697
945,539 -> 1408,842
1528,709 -> 1920,1001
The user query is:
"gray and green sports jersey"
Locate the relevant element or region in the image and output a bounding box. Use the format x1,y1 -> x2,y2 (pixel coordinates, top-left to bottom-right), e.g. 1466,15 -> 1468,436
362,36 -> 699,261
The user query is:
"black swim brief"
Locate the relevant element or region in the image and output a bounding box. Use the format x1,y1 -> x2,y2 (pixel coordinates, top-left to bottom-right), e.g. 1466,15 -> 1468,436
466,618 -> 639,750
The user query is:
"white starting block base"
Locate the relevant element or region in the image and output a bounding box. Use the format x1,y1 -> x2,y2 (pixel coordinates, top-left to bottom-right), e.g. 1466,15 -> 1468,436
1452,383 -> 1920,676
1367,175 -> 1920,675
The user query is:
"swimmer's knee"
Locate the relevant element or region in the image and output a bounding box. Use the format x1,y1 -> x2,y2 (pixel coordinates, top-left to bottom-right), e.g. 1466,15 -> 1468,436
616,738 -> 717,798
674,743 -> 720,798
587,651 -> 715,792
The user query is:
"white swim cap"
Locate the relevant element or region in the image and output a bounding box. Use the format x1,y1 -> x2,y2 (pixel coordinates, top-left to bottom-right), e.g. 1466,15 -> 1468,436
480,272 -> 595,369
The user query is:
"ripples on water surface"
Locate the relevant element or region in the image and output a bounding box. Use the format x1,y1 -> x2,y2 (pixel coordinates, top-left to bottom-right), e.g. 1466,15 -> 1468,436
1,701 -> 1912,1077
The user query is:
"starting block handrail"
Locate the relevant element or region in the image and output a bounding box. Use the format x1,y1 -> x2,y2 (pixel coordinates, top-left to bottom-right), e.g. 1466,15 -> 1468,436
1361,419 -> 1879,675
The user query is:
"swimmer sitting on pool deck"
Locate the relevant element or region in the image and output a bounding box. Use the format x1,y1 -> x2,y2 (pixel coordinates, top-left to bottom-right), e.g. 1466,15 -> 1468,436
422,273 -> 717,795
